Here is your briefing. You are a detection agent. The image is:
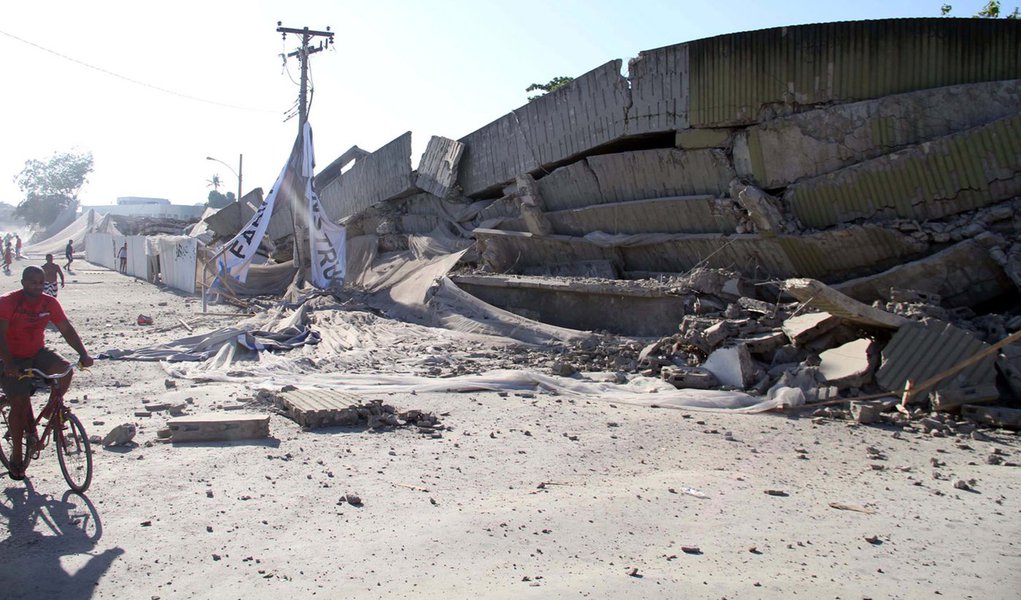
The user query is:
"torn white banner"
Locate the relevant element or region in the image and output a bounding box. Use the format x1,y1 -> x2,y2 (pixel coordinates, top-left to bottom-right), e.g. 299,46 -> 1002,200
302,122 -> 346,288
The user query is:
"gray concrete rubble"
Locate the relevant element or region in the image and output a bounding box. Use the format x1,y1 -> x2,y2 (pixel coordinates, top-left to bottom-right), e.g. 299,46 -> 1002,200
782,278 -> 908,329
415,136 -> 464,199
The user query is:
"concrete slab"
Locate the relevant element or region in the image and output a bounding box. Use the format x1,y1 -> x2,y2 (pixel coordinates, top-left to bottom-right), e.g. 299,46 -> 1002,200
835,237 -> 1014,308
702,344 -> 756,389
783,278 -> 908,329
782,312 -> 841,346
675,128 -> 733,150
278,389 -> 370,429
818,338 -> 875,388
544,195 -> 739,236
167,414 -> 270,443
661,366 -> 719,390
415,136 -> 464,199
318,132 -> 415,222
734,80 -> 1021,188
784,114 -> 1021,229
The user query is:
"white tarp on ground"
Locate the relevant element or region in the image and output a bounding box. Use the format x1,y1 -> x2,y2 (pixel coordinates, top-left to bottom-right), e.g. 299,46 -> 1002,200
27,209 -> 121,257
158,236 -> 198,294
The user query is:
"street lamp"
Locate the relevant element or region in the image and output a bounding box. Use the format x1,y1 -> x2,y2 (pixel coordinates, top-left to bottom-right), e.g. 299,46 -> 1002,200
206,154 -> 243,202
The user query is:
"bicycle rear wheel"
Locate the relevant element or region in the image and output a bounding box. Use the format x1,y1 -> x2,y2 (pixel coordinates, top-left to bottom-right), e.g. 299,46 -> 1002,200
56,413 -> 92,493
0,400 -> 15,471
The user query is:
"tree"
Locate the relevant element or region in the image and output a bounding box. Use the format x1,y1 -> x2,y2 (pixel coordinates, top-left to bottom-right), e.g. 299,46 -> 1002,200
526,76 -> 575,101
206,190 -> 235,209
13,150 -> 93,228
941,1 -> 1019,17
206,173 -> 223,192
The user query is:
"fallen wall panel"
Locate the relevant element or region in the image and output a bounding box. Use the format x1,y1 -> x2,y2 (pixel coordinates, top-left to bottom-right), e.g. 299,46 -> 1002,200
688,18 -> 1021,127
784,115 -> 1021,228
318,132 -> 414,222
415,136 -> 464,198
537,149 -> 735,212
546,195 -> 739,235
735,79 -> 1021,188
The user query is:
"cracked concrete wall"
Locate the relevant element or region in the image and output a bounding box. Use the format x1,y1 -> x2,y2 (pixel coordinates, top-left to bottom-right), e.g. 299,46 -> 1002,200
536,149 -> 734,211
734,80 -> 1021,188
475,225 -> 926,281
784,115 -> 1021,229
318,132 -> 414,222
545,196 -> 739,236
415,136 -> 464,198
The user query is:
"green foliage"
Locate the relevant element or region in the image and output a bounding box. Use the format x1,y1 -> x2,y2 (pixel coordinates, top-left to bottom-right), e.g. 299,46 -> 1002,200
206,173 -> 223,191
13,150 -> 93,227
526,76 -> 575,101
206,190 -> 235,209
941,1 -> 1019,17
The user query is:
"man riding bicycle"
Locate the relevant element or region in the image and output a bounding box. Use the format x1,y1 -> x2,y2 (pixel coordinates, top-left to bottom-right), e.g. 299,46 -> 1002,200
0,266 -> 93,480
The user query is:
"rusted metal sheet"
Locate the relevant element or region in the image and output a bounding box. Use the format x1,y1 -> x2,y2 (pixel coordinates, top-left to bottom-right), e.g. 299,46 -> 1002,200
318,132 -> 414,221
785,115 -> 1021,228
876,322 -> 997,393
688,18 -> 1021,127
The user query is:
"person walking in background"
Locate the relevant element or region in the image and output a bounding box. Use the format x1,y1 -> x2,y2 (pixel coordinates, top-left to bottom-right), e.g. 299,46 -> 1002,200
14,235 -> 22,259
118,243 -> 128,274
42,254 -> 65,297
2,242 -> 11,275
65,239 -> 74,271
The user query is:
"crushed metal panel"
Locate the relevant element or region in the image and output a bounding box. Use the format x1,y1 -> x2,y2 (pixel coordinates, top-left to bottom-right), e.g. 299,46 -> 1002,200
783,278 -> 908,329
546,195 -> 739,236
875,322 -> 997,393
537,149 -> 735,212
626,42 -> 690,135
688,18 -> 1021,127
735,80 -> 1021,188
784,114 -> 1021,228
415,136 -> 464,198
278,389 -> 369,428
834,238 -> 1013,307
456,60 -> 631,197
318,132 -> 414,222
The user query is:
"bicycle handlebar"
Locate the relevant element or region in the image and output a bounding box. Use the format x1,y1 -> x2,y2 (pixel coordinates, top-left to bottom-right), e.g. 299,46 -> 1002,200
16,363 -> 80,381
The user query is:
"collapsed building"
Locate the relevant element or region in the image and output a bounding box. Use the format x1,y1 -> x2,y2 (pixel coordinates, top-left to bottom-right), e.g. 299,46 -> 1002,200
185,18 -> 1021,423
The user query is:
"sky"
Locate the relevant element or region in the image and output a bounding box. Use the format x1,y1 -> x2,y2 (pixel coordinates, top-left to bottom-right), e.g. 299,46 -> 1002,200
0,0 -> 996,209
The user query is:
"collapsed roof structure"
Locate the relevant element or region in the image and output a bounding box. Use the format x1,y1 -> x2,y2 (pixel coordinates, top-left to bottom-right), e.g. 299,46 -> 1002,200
179,17 -> 1021,418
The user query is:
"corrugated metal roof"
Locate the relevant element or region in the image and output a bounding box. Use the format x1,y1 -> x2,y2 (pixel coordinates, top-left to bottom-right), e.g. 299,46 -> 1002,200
785,115 -> 1021,228
688,18 -> 1021,127
876,321 -> 997,392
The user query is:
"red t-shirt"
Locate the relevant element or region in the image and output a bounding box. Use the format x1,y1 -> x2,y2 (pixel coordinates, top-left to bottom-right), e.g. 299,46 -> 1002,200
0,290 -> 67,358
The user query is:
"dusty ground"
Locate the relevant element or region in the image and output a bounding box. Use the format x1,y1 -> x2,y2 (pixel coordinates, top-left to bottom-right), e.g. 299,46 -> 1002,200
1,259 -> 1020,599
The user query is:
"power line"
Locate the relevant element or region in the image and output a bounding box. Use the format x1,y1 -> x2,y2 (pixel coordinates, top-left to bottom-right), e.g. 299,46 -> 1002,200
0,28 -> 279,114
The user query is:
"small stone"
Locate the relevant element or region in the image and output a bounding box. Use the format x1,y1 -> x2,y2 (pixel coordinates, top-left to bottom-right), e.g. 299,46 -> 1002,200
681,546 -> 702,555
764,490 -> 789,497
953,479 -> 971,491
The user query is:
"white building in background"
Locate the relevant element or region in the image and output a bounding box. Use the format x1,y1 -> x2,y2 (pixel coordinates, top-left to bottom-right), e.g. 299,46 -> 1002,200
85,197 -> 205,220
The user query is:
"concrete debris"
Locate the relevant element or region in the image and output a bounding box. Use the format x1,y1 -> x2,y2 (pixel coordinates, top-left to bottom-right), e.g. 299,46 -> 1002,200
961,405 -> 1021,431
166,414 -> 270,443
702,344 -> 758,389
274,388 -> 443,433
782,278 -> 908,330
818,339 -> 875,389
781,312 -> 841,347
931,384 -> 1001,412
661,365 -> 719,390
102,423 -> 137,448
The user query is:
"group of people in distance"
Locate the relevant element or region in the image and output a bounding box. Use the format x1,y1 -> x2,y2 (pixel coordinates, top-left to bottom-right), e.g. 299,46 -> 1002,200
0,233 -> 91,480
1,234 -> 23,275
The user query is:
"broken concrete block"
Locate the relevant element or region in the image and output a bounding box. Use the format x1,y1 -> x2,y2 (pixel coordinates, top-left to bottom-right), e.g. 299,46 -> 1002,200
782,312 -> 841,347
740,331 -> 788,355
818,339 -> 875,388
729,180 -> 795,235
415,135 -> 464,198
102,423 -> 137,448
278,389 -> 371,428
850,401 -> 882,424
167,414 -> 270,443
661,365 -> 719,390
783,278 -> 908,329
931,384 -> 1001,412
961,405 -> 1021,430
702,344 -> 756,389
703,321 -> 736,349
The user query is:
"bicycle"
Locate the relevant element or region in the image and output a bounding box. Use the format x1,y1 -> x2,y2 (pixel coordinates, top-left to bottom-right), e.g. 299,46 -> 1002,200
0,363 -> 93,493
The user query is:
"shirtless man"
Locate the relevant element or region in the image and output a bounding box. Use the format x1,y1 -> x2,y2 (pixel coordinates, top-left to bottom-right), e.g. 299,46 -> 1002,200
42,254 -> 65,297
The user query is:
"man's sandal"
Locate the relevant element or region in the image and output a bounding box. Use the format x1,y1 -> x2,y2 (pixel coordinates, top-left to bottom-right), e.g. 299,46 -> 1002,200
7,458 -> 25,481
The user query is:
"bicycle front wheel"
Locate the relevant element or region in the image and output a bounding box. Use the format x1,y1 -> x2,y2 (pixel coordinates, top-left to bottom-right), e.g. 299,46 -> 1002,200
56,413 -> 92,493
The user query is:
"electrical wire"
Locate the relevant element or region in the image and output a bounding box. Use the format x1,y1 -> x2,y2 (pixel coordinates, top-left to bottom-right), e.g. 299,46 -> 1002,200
0,28 -> 279,114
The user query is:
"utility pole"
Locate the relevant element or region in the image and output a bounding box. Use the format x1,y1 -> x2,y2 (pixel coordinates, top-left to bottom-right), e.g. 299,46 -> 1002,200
276,23 -> 333,276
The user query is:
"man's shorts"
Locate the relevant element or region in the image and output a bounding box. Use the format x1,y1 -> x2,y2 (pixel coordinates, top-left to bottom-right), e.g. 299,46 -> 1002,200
1,348 -> 66,398
43,281 -> 58,297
